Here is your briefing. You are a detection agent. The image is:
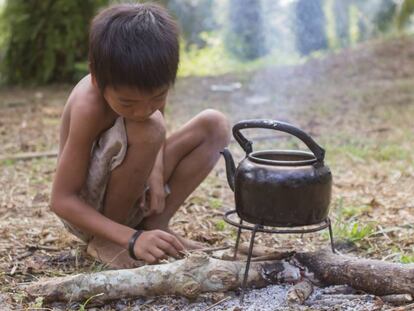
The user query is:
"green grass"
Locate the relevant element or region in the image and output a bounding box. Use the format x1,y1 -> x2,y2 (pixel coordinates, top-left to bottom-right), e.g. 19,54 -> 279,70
340,204 -> 372,219
209,197 -> 222,209
327,141 -> 412,163
178,32 -> 301,77
87,260 -> 108,273
331,198 -> 376,244
78,293 -> 104,311
215,219 -> 227,231
400,253 -> 414,263
0,159 -> 15,166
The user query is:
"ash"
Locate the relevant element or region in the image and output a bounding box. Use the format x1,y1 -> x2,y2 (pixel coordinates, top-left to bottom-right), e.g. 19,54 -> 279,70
118,285 -> 385,311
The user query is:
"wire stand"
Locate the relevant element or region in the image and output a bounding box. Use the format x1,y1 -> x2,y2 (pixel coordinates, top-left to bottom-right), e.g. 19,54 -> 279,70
223,210 -> 336,303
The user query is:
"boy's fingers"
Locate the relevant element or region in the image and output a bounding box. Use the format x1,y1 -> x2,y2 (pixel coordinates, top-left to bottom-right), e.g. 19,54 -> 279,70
156,239 -> 180,258
158,231 -> 184,251
142,253 -> 157,264
150,247 -> 166,261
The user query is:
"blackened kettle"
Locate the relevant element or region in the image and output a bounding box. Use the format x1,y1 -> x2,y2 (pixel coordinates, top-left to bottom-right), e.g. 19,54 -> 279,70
221,120 -> 332,227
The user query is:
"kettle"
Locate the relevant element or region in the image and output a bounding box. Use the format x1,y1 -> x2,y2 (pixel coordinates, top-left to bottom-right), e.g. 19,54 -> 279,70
222,120 -> 332,227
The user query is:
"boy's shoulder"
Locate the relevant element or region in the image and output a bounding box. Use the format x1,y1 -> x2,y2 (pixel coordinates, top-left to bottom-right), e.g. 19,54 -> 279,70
65,75 -> 115,132
68,75 -> 107,117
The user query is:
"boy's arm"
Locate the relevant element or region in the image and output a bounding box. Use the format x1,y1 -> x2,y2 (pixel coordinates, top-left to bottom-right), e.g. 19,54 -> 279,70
51,102 -> 136,248
147,144 -> 165,214
147,102 -> 166,214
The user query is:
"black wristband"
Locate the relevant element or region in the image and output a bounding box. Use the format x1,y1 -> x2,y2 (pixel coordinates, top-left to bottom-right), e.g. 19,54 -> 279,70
128,230 -> 143,260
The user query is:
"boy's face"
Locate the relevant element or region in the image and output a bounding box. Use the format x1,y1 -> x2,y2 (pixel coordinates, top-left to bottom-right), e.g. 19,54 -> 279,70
103,85 -> 169,122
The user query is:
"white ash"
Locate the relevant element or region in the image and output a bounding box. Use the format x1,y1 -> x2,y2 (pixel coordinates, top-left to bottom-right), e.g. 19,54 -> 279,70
119,285 -> 386,311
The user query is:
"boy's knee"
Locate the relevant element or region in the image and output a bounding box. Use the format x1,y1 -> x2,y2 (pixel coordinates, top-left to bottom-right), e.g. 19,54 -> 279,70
198,109 -> 231,146
125,111 -> 166,147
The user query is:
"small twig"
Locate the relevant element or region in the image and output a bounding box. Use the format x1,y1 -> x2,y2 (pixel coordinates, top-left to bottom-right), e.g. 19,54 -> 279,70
202,296 -> 232,311
179,245 -> 230,256
319,285 -> 356,295
27,244 -> 59,252
388,302 -> 414,311
381,294 -> 413,306
250,251 -> 295,262
0,150 -> 58,162
197,245 -> 231,252
10,264 -> 18,275
316,294 -> 375,301
16,251 -> 34,260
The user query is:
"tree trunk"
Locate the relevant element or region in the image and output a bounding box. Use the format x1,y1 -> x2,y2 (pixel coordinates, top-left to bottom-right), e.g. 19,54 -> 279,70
295,0 -> 328,55
24,250 -> 414,304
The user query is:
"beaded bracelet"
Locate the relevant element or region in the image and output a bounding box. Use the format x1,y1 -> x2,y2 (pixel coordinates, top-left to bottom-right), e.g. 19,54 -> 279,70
128,230 -> 143,260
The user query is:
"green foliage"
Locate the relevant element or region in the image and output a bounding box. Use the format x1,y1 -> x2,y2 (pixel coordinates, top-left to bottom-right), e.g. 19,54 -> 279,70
348,222 -> 376,242
178,32 -> 300,77
332,197 -> 376,243
166,0 -> 217,49
215,219 -> 227,231
400,253 -> 414,263
209,197 -> 222,209
0,0 -> 108,85
78,293 -> 104,311
397,0 -> 414,29
31,297 -> 44,308
335,220 -> 376,243
372,0 -> 398,32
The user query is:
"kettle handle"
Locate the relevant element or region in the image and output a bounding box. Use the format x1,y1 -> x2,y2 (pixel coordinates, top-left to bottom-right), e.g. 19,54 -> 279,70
233,119 -> 325,162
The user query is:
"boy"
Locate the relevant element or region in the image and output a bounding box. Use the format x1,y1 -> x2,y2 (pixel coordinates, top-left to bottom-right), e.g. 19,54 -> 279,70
50,3 -> 230,269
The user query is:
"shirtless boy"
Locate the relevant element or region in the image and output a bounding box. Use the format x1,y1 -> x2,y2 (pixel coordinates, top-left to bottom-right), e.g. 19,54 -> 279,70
50,3 -> 230,268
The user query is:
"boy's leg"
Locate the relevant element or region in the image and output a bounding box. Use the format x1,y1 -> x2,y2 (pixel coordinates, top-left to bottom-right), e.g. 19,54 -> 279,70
87,109 -> 230,267
141,109 -> 231,248
87,111 -> 166,268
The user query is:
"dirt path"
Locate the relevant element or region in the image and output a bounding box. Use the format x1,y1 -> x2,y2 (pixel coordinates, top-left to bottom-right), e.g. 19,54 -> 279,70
1,37 -> 414,309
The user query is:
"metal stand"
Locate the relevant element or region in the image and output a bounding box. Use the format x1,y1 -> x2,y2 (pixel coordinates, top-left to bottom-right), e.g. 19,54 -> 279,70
223,210 -> 336,303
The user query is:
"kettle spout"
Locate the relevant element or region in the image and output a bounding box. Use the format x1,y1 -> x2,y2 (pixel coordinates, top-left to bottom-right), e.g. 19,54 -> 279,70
220,148 -> 236,191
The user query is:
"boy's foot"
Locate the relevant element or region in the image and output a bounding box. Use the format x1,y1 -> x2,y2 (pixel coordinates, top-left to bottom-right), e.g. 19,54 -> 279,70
86,236 -> 145,269
166,228 -> 207,250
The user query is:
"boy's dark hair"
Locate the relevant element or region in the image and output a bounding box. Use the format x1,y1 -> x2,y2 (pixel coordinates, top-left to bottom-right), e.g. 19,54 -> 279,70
89,3 -> 179,91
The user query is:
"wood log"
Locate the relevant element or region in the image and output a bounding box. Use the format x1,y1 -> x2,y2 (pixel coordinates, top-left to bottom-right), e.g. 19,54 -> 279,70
296,250 -> 414,296
23,249 -> 414,304
24,252 -> 301,303
381,294 -> 413,306
286,279 -> 313,305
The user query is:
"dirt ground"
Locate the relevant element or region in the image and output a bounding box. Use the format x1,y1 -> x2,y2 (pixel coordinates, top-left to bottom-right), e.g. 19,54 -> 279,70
1,36 -> 414,310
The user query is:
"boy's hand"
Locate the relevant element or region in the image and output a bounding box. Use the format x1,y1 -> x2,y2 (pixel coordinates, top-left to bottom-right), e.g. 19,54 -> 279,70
133,230 -> 184,264
147,177 -> 166,215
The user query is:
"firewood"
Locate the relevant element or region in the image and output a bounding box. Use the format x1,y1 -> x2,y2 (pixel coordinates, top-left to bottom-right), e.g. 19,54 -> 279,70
296,250 -> 414,296
286,279 -> 313,305
381,294 -> 413,306
23,252 -> 301,303
23,249 -> 414,304
238,242 -> 275,257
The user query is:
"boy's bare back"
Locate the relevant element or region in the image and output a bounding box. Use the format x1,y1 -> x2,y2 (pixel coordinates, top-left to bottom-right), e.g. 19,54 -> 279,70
59,75 -> 116,159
